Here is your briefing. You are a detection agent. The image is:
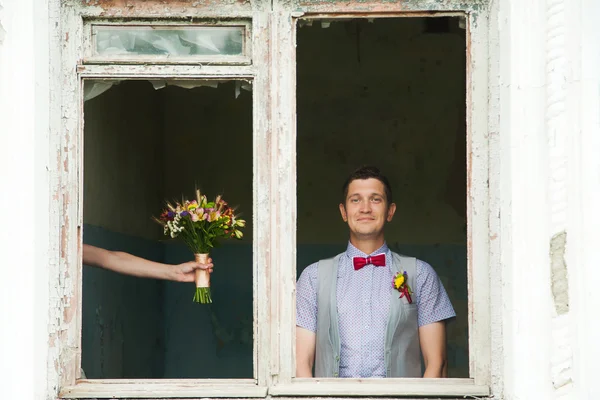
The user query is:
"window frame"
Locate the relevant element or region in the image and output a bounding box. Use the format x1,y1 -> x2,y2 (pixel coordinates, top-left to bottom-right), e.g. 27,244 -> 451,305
51,0 -> 495,398
269,4 -> 492,399
82,19 -> 253,65
54,5 -> 274,398
60,74 -> 270,399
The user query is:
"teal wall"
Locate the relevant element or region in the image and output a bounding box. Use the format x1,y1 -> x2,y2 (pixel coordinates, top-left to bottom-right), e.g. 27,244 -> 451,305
162,242 -> 253,378
81,225 -> 165,378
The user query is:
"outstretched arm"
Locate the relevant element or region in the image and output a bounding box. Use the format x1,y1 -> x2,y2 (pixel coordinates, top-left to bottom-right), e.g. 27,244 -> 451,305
83,244 -> 213,282
419,321 -> 447,378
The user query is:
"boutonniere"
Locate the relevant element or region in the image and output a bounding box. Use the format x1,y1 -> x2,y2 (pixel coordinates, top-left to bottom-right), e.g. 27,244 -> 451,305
393,271 -> 413,304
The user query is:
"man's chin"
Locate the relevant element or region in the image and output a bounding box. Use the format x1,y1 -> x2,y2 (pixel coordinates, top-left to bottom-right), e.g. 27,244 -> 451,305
353,231 -> 382,240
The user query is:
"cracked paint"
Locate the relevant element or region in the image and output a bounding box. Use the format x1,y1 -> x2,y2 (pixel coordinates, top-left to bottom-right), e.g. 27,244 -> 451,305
550,231 -> 569,315
70,0 -> 252,16
0,2 -> 6,45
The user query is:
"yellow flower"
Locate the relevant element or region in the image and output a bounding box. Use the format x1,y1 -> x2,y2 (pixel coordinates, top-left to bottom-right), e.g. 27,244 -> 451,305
394,274 -> 405,289
234,230 -> 243,239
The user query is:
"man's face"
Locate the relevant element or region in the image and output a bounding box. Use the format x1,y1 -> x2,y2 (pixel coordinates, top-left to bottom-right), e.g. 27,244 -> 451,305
339,178 -> 396,241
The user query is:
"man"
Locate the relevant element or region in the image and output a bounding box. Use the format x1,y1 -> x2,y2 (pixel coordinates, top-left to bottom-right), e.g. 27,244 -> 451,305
296,166 -> 455,378
83,244 -> 213,281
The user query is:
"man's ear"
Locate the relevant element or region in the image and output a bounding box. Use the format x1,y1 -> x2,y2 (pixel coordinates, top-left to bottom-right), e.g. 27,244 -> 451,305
339,203 -> 348,222
386,203 -> 397,222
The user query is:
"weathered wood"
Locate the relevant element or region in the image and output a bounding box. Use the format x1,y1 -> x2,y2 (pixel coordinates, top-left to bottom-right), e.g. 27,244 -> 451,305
252,7 -> 273,389
294,0 -> 487,14
269,378 -> 489,397
60,380 -> 267,398
54,1 -> 273,397
52,0 -> 494,398
269,6 -> 298,386
465,7 -> 492,387
77,64 -> 256,78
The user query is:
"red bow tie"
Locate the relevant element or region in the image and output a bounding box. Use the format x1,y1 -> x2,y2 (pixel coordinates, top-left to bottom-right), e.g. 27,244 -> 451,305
353,253 -> 386,270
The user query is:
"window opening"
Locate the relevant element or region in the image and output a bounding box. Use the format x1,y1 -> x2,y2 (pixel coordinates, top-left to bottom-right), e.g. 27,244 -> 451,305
82,79 -> 254,379
295,17 -> 468,379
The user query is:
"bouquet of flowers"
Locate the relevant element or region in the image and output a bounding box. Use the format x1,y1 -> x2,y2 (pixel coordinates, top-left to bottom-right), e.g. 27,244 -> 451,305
155,189 -> 245,304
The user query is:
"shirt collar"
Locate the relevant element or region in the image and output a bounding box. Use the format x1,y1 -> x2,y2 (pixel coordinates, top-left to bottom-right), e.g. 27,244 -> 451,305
344,241 -> 389,259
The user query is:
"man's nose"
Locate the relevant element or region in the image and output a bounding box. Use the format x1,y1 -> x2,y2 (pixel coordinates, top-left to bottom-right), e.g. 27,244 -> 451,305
359,201 -> 372,212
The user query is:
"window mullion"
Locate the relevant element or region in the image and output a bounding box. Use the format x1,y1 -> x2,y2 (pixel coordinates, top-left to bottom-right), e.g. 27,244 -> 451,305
252,9 -> 274,389
270,9 -> 298,385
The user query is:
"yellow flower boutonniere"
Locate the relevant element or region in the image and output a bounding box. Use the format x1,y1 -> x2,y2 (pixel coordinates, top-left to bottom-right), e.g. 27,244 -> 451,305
393,271 -> 413,304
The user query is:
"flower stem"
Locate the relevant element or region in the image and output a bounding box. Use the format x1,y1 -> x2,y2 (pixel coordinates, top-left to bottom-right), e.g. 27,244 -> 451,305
193,287 -> 212,304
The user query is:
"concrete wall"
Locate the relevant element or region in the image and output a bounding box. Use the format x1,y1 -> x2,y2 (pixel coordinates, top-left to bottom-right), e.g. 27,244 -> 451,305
297,18 -> 466,245
81,81 -> 167,378
161,82 -> 254,241
0,0 -> 51,398
83,80 -> 165,241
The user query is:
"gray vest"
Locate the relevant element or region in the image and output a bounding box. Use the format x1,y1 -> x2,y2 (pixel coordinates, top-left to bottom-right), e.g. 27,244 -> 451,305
314,252 -> 421,378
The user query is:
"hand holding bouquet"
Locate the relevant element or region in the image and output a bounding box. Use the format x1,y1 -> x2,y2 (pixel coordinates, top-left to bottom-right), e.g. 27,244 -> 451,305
155,189 -> 245,303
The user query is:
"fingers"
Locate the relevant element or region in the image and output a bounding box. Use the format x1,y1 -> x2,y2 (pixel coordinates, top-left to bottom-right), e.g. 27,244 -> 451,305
197,261 -> 214,270
178,259 -> 214,277
188,259 -> 213,270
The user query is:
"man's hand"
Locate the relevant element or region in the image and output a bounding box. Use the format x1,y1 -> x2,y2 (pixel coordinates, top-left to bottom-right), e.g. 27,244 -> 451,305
169,259 -> 214,282
296,326 -> 316,377
419,321 -> 448,378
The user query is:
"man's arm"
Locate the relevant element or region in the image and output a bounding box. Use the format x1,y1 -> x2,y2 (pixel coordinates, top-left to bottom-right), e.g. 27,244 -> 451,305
83,244 -> 213,282
418,321 -> 447,378
296,326 -> 316,377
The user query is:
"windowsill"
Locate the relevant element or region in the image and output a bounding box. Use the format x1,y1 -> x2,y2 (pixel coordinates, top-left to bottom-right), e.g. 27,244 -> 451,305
60,379 -> 267,398
59,378 -> 489,399
269,378 -> 489,397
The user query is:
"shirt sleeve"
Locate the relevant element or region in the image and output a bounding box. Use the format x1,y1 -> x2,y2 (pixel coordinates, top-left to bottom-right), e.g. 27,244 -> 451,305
296,262 -> 319,332
415,259 -> 456,327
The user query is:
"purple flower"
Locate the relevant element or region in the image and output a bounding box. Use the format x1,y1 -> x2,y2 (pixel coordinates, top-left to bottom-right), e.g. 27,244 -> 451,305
167,211 -> 175,219
181,211 -> 190,217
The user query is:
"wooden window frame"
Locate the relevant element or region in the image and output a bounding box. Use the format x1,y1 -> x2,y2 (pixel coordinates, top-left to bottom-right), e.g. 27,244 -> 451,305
82,20 -> 253,65
52,1 -> 495,399
269,3 -> 493,399
55,5 -> 273,398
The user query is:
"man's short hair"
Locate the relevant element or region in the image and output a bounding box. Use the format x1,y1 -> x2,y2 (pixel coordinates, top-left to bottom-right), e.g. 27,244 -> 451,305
342,165 -> 393,205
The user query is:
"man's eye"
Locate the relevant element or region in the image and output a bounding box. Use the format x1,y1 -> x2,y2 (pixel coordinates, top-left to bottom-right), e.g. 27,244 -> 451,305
351,198 -> 359,203
372,198 -> 382,203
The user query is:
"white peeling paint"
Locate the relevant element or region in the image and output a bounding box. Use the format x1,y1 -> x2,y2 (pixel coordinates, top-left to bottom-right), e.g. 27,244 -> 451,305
0,3 -> 7,45
2,0 -> 600,399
